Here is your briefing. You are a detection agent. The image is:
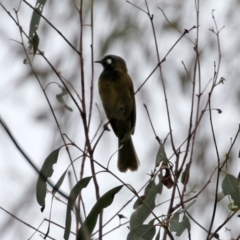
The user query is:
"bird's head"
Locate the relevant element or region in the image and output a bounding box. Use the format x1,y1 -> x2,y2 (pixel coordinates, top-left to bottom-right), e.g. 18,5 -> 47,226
95,55 -> 128,72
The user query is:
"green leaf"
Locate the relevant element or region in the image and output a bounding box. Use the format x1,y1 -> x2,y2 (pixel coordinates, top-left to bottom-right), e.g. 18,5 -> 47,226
127,224 -> 156,240
170,212 -> 190,237
222,174 -> 240,207
29,0 -> 47,50
44,169 -> 70,239
56,86 -> 73,112
154,228 -> 160,240
32,32 -> 39,57
77,185 -> 123,240
155,143 -> 168,167
157,172 -> 163,194
181,163 -> 190,185
238,172 -> 240,188
36,147 -> 61,211
130,176 -> 162,230
52,169 -> 68,196
64,177 -> 92,240
64,105 -> 73,112
144,180 -> 155,195
56,86 -> 68,104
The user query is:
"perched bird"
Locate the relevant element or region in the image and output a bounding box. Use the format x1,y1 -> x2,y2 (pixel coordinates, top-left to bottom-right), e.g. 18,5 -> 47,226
95,55 -> 140,172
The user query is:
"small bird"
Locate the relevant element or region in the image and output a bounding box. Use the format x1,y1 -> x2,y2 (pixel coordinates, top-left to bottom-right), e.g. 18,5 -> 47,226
95,55 -> 140,172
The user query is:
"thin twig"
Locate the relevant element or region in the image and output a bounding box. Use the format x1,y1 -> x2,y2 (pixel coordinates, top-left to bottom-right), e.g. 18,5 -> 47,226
0,207 -> 56,240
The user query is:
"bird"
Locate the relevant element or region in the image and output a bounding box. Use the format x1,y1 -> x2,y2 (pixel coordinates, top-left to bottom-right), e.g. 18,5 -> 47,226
95,55 -> 140,172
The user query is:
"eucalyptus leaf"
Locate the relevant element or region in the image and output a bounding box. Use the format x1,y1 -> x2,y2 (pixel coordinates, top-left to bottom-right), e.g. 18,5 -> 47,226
29,0 -> 47,50
130,177 -> 162,230
36,147 -> 61,211
222,174 -> 240,207
154,228 -> 160,240
127,224 -> 156,240
155,143 -> 168,167
64,177 -> 92,240
56,86 -> 73,112
170,212 -> 190,237
77,185 -> 123,240
52,169 -> 68,196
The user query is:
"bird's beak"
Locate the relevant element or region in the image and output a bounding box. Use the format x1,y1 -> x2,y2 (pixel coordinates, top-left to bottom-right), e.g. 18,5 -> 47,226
94,59 -> 102,64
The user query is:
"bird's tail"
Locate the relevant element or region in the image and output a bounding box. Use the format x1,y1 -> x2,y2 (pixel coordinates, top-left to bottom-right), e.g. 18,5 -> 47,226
118,137 -> 140,172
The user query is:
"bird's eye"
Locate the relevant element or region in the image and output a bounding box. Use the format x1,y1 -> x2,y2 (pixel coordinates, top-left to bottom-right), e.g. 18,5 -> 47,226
106,58 -> 112,64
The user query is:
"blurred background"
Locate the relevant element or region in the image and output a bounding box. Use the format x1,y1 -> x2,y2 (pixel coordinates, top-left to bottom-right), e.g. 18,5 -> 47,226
0,0 -> 240,239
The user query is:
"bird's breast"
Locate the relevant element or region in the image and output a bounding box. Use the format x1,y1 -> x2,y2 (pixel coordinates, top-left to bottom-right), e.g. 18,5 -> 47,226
98,74 -> 134,120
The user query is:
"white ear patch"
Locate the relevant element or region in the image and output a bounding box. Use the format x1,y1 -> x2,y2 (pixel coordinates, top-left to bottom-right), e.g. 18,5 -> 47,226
106,58 -> 112,64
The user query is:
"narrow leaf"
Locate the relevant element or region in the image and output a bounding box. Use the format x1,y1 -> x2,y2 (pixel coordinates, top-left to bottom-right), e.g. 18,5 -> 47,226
29,0 -> 47,50
64,105 -> 73,112
77,185 -> 123,240
32,32 -> 39,57
64,177 -> 92,240
154,228 -> 160,240
56,86 -> 73,112
155,143 -> 168,167
36,147 -> 61,211
52,169 -> 68,196
45,168 -> 71,239
181,163 -> 190,185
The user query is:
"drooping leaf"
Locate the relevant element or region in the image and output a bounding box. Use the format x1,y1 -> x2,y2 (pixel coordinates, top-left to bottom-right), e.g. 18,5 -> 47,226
36,147 -> 61,211
181,163 -> 190,185
45,168 -> 71,239
222,174 -> 240,207
154,227 -> 160,240
170,212 -> 190,237
56,85 -> 73,112
64,177 -> 92,240
77,185 -> 123,240
32,32 -> 39,57
64,105 -> 73,112
127,224 -> 156,240
52,169 -> 68,196
155,143 -> 168,167
29,0 -> 47,50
